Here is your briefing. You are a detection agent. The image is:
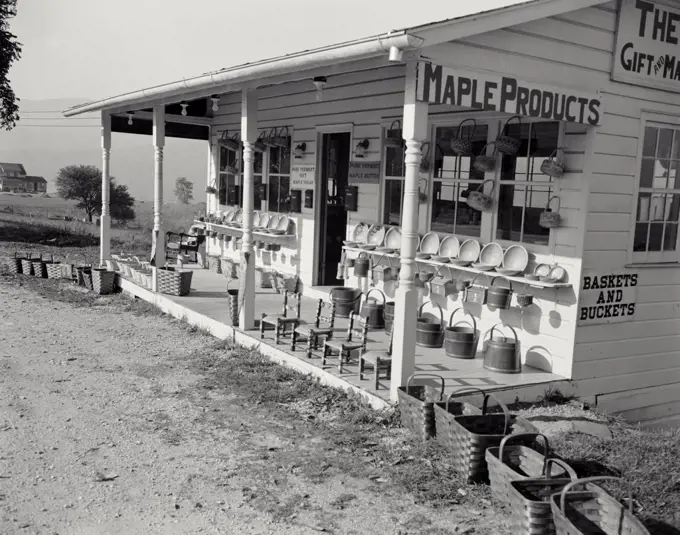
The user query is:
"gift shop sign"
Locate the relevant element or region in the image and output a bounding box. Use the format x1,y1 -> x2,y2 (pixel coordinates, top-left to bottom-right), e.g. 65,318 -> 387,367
577,271 -> 638,326
290,165 -> 315,189
416,61 -> 602,126
613,0 -> 680,92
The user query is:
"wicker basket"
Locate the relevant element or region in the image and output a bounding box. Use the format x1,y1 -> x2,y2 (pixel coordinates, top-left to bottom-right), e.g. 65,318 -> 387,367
516,293 -> 534,308
208,255 -> 222,274
486,433 -> 577,505
496,115 -> 522,155
550,477 -> 650,535
506,459 -> 578,535
157,266 -> 193,296
275,273 -> 300,294
450,118 -> 477,155
77,267 -> 93,290
32,253 -> 52,279
540,148 -> 565,178
466,179 -> 495,212
21,254 -> 36,276
91,268 -> 116,295
46,256 -> 64,279
396,374 -> 446,441
473,142 -> 498,173
227,278 -> 239,325
222,258 -> 238,279
539,196 -> 562,229
255,268 -> 272,288
434,392 -> 525,483
59,255 -> 77,281
8,252 -> 27,274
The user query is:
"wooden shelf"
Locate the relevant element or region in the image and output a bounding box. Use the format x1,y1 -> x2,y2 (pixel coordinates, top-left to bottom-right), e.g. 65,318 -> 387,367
342,247 -> 572,289
206,223 -> 295,240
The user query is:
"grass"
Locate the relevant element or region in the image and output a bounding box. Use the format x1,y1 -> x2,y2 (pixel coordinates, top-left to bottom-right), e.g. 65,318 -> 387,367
3,268 -> 680,533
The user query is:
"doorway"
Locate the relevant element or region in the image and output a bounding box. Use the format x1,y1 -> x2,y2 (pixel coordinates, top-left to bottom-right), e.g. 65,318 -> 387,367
317,132 -> 351,286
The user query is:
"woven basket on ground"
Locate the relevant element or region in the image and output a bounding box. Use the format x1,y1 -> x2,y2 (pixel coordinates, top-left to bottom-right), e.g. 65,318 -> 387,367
157,266 -> 193,296
77,267 -> 93,290
506,459 -> 578,535
8,252 -> 27,274
396,374 -> 446,441
434,392 -> 527,483
32,253 -> 52,279
91,268 -> 116,295
550,477 -> 649,535
486,432 -> 577,505
208,255 -> 222,274
255,268 -> 272,288
46,256 -> 64,279
20,255 -> 35,276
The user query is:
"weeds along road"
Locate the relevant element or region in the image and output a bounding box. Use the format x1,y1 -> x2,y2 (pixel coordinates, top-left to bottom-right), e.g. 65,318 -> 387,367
0,273 -> 501,535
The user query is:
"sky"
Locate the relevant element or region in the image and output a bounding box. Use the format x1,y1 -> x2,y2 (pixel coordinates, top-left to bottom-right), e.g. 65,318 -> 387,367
8,0 -> 523,102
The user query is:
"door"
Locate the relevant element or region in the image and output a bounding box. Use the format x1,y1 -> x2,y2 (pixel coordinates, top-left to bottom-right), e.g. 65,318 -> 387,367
317,132 -> 351,286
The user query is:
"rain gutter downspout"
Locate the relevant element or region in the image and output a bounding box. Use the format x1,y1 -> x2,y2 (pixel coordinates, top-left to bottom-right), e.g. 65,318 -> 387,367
63,32 -> 424,117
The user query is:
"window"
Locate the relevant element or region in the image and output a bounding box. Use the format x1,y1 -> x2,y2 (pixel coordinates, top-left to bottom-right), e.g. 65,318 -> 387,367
254,150 -> 264,209
496,121 -> 559,246
219,146 -> 240,206
267,137 -> 291,213
632,123 -> 680,262
383,126 -> 405,225
431,123 -> 489,237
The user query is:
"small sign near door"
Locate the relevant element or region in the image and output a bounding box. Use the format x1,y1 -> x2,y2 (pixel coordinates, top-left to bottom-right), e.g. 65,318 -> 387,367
291,165 -> 316,189
348,161 -> 381,184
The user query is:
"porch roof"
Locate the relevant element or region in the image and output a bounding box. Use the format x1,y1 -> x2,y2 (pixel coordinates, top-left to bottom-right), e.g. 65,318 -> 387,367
62,0 -> 608,118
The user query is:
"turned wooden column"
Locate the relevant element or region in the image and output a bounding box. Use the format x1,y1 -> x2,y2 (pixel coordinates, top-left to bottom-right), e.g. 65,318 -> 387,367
100,111 -> 111,266
152,105 -> 165,292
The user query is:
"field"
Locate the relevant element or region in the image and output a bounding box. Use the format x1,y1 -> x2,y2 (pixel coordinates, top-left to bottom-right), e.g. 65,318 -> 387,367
0,192 -> 205,255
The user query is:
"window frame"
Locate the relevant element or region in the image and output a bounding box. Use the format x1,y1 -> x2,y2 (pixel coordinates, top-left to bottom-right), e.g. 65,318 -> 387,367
380,121 -> 407,225
267,135 -> 293,214
420,112 -> 564,255
628,112 -> 680,265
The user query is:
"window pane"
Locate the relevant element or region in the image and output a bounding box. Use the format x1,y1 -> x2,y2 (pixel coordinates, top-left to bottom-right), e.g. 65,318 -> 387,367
649,222 -> 664,251
664,223 -> 678,251
254,175 -> 263,207
668,194 -> 680,222
281,143 -> 291,174
219,147 -> 229,172
383,180 -> 403,225
430,182 -> 481,237
219,174 -> 227,205
658,128 -> 674,159
254,151 -> 263,174
642,127 -> 658,157
268,179 -> 279,212
279,176 -> 290,212
385,146 -> 405,177
270,147 -> 281,174
650,193 -> 666,220
496,184 -> 525,242
669,164 -> 680,190
640,158 -> 655,188
637,192 -> 652,221
434,125 -> 489,179
634,223 -> 648,252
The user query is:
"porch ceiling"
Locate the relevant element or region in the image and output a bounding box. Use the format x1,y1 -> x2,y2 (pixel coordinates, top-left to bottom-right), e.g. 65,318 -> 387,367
110,115 -> 209,141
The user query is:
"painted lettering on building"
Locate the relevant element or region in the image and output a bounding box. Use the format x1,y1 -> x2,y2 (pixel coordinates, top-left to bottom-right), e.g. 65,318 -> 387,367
613,0 -> 680,92
577,271 -> 638,325
416,61 -> 602,126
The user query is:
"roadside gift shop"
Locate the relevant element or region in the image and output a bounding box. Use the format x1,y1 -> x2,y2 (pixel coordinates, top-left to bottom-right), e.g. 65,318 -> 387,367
65,0 -> 680,426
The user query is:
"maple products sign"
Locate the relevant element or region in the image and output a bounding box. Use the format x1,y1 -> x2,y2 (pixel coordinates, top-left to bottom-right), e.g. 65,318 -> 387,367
416,62 -> 602,126
613,0 -> 680,91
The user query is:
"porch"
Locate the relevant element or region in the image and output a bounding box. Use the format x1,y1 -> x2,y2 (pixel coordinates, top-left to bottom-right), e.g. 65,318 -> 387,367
115,262 -> 566,409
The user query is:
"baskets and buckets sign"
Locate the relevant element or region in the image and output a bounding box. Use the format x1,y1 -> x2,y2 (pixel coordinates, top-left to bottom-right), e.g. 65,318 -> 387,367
416,61 -> 602,126
577,271 -> 638,325
613,0 -> 680,92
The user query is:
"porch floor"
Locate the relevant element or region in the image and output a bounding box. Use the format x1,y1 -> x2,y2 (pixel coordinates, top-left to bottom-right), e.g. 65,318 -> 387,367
119,264 -> 565,405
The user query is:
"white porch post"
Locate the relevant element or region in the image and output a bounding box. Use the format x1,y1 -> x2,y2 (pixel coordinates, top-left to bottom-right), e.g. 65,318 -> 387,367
390,61 -> 429,402
152,105 -> 166,292
100,111 -> 112,266
239,88 -> 257,330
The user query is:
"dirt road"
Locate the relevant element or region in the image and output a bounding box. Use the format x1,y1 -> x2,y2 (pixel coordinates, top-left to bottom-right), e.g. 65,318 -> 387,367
0,276 -> 500,535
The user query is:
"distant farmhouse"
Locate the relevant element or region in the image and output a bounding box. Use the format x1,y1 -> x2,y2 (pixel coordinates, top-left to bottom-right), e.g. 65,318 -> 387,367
0,163 -> 47,193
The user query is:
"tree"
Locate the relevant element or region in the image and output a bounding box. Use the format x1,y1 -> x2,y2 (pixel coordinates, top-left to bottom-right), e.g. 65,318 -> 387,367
0,0 -> 21,131
55,164 -> 136,223
174,177 -> 194,204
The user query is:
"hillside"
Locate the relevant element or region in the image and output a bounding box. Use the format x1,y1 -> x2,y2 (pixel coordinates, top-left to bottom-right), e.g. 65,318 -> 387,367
0,98 -> 207,202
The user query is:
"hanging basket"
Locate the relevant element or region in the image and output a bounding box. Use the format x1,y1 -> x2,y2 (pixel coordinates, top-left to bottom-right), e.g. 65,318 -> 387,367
273,126 -> 290,148
464,272 -> 489,305
550,477 -> 650,535
218,130 -> 242,151
473,142 -> 498,173
429,265 -> 456,297
444,308 -> 478,359
450,118 -> 477,156
253,131 -> 268,153
540,148 -> 565,178
8,251 -> 27,274
263,127 -> 280,148
384,120 -> 403,148
496,115 -> 522,155
539,196 -> 562,229
516,292 -> 534,308
396,374 -> 446,441
487,276 -> 513,310
372,255 -> 395,283
419,142 -> 432,174
205,186 -> 217,194
416,301 -> 444,349
466,179 -> 495,212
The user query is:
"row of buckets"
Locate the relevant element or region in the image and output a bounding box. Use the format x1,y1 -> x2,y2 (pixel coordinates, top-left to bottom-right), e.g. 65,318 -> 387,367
331,286 -> 521,372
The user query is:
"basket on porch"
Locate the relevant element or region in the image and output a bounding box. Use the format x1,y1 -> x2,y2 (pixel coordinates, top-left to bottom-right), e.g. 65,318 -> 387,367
539,196 -> 562,229
473,142 -> 498,173
91,267 -> 116,295
550,477 -> 650,535
397,374 -> 446,441
372,255 -> 395,283
450,118 -> 477,156
433,391 -> 526,483
255,267 -> 272,288
466,179 -> 495,212
274,272 -> 299,294
46,256 -> 64,279
496,115 -> 523,155
157,266 -> 193,296
8,252 -> 27,274
540,148 -> 565,178
208,255 -> 222,274
221,258 -> 238,279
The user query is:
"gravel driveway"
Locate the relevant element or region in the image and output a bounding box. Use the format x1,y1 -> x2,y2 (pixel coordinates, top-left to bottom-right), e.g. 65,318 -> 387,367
0,274 -> 500,535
